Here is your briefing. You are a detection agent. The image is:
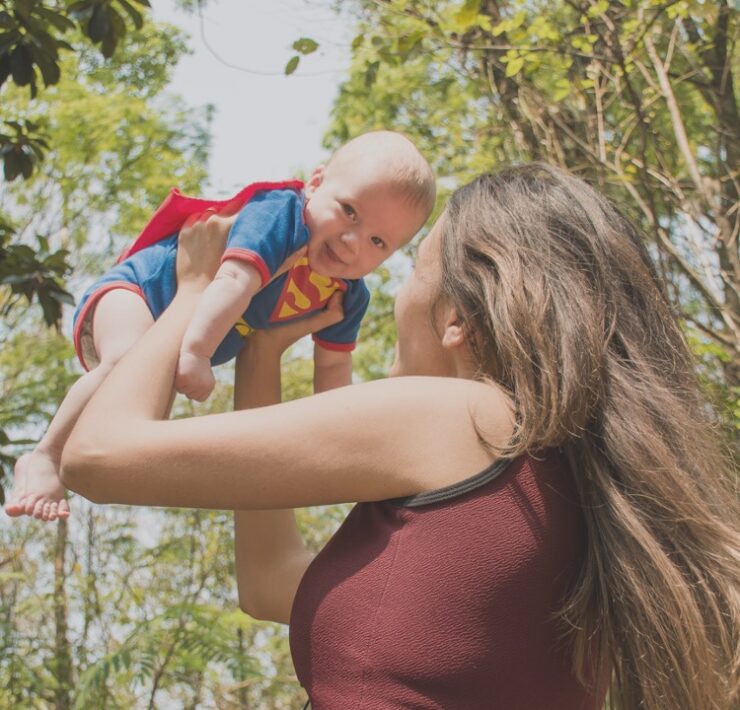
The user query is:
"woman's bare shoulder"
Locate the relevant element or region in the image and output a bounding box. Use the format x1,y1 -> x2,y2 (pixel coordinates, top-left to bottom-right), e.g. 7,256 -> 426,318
336,375 -> 514,494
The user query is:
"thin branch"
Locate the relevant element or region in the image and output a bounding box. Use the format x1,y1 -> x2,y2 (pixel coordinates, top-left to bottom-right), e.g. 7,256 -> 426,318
644,32 -> 713,205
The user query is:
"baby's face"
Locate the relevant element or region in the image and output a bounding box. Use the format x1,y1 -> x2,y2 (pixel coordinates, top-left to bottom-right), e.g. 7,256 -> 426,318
303,163 -> 426,280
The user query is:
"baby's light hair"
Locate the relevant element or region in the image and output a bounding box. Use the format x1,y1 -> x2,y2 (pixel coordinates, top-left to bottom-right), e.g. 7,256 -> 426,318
327,131 -> 436,219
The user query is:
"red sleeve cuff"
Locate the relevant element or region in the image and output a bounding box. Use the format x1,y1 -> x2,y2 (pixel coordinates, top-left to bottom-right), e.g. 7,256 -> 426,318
312,336 -> 356,352
222,248 -> 271,286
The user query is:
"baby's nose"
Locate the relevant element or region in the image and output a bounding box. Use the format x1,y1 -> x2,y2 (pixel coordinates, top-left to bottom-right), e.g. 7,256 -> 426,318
340,231 -> 359,252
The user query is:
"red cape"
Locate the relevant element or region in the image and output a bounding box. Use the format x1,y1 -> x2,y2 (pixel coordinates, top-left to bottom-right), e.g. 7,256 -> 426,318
117,179 -> 304,263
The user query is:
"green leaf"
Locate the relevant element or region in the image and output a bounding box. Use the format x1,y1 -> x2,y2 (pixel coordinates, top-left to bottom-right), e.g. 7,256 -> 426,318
504,55 -> 524,78
285,55 -> 299,75
292,37 -> 318,55
364,59 -> 379,87
454,0 -> 481,30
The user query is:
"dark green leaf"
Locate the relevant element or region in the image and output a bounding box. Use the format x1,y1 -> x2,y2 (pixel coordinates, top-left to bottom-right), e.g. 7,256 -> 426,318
10,43 -> 33,86
3,151 -> 21,180
101,32 -> 117,58
27,28 -> 60,58
285,55 -> 299,75
20,153 -> 33,178
117,0 -> 144,29
0,35 -> 16,56
35,7 -> 76,33
0,53 -> 11,87
29,46 -> 60,86
87,5 -> 111,43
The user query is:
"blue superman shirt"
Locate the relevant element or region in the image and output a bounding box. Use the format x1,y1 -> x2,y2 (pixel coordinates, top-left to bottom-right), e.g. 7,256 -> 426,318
72,187 -> 370,370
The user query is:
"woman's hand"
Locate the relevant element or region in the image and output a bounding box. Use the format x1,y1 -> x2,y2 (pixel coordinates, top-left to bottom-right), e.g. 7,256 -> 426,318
250,291 -> 345,357
175,207 -> 235,294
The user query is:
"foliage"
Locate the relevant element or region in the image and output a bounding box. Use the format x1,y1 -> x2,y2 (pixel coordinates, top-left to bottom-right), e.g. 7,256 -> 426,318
312,0 -> 740,431
0,20 -> 211,502
0,0 -> 152,187
0,215 -> 73,328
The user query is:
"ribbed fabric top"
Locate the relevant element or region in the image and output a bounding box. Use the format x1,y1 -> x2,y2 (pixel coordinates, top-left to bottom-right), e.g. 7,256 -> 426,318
289,453 -> 607,710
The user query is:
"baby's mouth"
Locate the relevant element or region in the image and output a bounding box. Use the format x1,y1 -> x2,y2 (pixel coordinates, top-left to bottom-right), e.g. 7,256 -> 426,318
324,242 -> 346,265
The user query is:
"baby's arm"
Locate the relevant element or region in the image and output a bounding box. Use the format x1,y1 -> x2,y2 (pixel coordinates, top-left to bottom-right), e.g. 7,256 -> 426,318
313,344 -> 353,393
176,259 -> 262,400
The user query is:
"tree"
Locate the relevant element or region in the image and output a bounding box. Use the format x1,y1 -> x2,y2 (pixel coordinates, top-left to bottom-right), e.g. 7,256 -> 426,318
0,16 -> 212,495
0,1 -> 211,323
320,0 -> 738,421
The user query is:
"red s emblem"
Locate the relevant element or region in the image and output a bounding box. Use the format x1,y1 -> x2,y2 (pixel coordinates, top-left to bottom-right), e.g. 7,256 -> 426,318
270,257 -> 347,322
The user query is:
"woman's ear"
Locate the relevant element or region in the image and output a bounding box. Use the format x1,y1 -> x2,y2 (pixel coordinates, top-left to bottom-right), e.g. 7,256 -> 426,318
441,308 -> 465,350
304,165 -> 325,198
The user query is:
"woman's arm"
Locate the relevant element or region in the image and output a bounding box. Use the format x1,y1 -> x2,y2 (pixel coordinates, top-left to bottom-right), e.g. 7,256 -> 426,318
312,345 -> 353,393
233,301 -> 344,624
60,217 -> 512,511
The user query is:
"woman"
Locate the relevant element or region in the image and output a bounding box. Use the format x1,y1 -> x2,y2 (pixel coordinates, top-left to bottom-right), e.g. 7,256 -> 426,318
61,164 -> 739,709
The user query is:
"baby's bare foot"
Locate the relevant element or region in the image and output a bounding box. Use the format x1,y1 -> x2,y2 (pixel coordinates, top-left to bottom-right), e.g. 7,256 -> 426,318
4,451 -> 69,521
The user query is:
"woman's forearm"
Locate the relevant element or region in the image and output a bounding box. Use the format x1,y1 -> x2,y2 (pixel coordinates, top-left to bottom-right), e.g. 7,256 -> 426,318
232,339 -> 313,623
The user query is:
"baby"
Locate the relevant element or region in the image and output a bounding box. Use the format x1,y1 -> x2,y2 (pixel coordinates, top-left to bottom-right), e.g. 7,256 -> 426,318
5,130 -> 436,521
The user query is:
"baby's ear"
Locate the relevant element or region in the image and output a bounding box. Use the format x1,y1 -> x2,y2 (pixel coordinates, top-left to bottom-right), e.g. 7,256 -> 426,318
304,165 -> 325,197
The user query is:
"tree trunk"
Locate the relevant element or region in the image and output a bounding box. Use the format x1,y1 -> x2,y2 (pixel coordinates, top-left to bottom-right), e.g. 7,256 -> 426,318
53,517 -> 73,710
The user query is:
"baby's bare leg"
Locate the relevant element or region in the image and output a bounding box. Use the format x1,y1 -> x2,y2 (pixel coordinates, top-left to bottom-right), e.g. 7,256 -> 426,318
4,289 -> 154,521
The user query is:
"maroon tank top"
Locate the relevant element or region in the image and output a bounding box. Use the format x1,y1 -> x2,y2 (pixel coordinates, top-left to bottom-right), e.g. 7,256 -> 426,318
289,453 -> 607,710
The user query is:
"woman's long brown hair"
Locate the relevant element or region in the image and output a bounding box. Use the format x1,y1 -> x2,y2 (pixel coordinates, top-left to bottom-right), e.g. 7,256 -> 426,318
440,164 -> 739,709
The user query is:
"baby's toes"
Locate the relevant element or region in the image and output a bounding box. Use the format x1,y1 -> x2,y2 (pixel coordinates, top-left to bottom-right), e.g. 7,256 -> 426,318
32,498 -> 46,519
58,499 -> 70,519
23,494 -> 41,516
41,501 -> 55,521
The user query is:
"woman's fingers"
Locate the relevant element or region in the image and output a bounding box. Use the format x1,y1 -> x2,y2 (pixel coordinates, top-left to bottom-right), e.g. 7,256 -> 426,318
252,292 -> 345,353
324,291 -> 344,317
176,209 -> 231,288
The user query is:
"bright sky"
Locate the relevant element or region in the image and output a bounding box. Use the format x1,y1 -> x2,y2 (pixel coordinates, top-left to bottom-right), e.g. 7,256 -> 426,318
152,0 -> 353,196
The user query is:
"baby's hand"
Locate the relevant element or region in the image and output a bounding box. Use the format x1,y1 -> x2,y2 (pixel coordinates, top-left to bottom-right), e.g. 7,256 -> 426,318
175,350 -> 216,401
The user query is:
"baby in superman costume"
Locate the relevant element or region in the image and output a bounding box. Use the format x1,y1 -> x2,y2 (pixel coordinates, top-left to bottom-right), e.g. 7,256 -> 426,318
4,131 -> 436,521
73,182 -> 371,370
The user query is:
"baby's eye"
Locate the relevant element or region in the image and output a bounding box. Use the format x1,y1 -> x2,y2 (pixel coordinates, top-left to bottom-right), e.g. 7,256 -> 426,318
341,203 -> 357,220
371,236 -> 385,249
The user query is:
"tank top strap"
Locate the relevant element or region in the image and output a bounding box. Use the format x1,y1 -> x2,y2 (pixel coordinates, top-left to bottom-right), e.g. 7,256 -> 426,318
390,457 -> 514,508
